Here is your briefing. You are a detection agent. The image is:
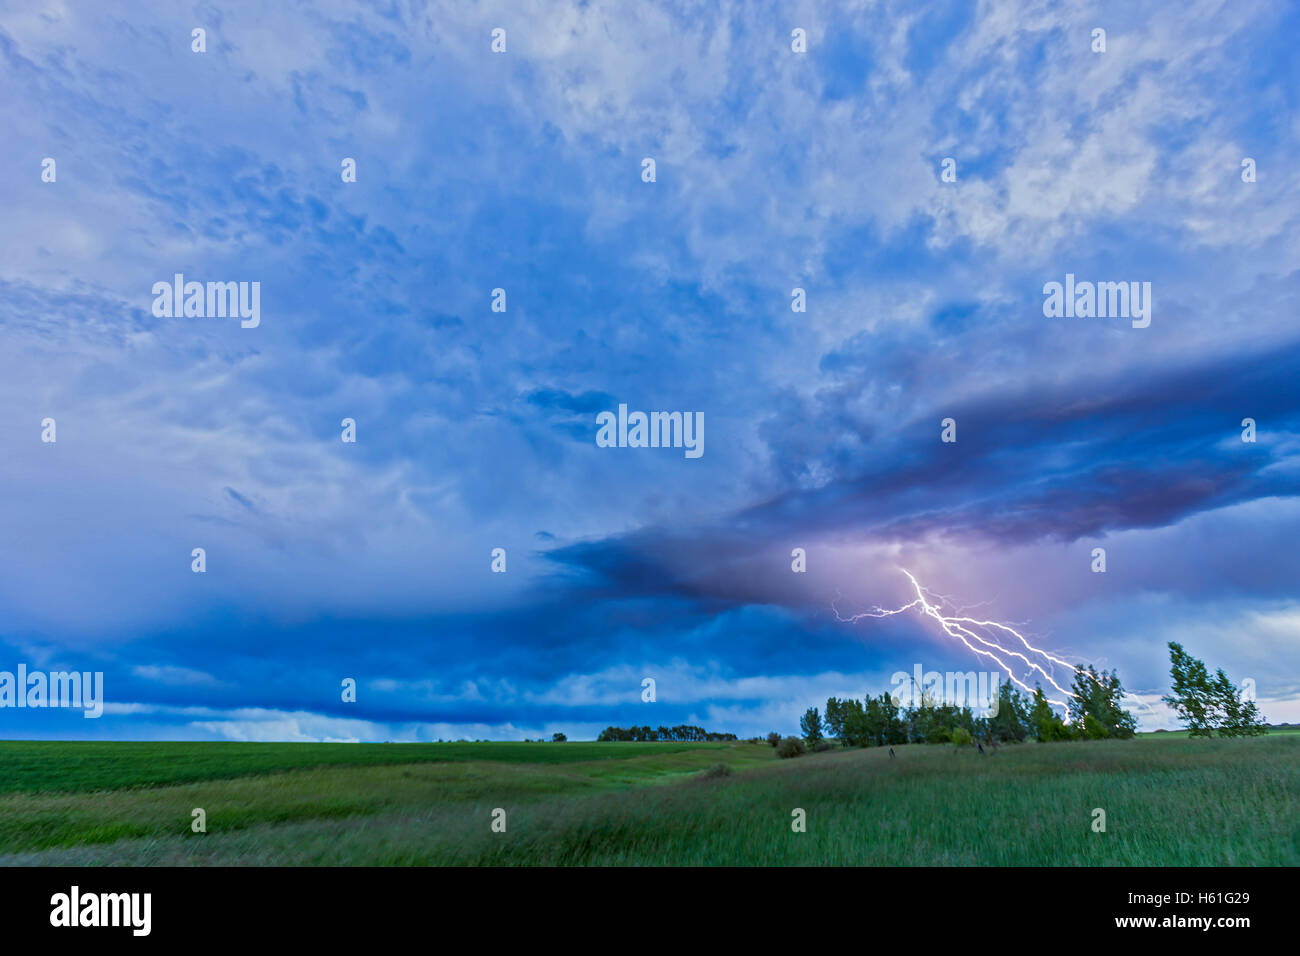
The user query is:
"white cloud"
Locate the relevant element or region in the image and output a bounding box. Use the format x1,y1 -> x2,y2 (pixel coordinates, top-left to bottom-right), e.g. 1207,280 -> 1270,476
132,665 -> 224,687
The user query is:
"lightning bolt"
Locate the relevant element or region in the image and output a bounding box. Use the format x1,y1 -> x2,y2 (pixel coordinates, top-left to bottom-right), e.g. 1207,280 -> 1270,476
834,568 -> 1077,716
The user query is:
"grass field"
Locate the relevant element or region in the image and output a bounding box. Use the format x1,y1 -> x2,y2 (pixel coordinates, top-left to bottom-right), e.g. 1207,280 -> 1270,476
0,739 -> 729,795
1,735 -> 1296,865
1137,728 -> 1300,740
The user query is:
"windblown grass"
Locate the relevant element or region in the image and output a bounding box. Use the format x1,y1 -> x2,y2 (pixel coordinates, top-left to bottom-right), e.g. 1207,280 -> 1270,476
2,736 -> 1295,865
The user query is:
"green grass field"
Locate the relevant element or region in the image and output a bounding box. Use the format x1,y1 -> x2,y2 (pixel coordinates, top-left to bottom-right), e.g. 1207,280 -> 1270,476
0,739 -> 727,795
1,735 -> 1296,865
1137,728 -> 1300,740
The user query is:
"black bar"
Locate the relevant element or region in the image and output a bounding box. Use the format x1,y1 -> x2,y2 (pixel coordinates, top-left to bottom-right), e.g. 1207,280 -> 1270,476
0,866 -> 1285,941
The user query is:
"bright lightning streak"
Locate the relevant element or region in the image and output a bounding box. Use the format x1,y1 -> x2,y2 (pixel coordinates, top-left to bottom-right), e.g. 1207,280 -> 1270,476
834,568 -> 1077,715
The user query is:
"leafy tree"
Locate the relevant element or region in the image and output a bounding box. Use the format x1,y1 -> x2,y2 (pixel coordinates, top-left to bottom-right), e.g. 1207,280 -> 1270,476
819,690 -> 973,749
767,731 -> 781,747
1081,714 -> 1108,740
1237,698 -> 1267,736
551,732 -> 566,742
800,707 -> 823,746
863,696 -> 885,746
823,697 -> 846,743
1030,687 -> 1071,741
904,703 -> 925,743
987,681 -> 1030,743
904,682 -> 951,744
1211,667 -> 1267,737
953,704 -> 976,737
1068,665 -> 1137,739
881,692 -> 908,745
840,698 -> 870,748
1163,642 -> 1217,737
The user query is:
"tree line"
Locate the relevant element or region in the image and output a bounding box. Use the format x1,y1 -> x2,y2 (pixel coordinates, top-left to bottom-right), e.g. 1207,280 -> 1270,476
597,725 -> 738,742
788,642 -> 1264,751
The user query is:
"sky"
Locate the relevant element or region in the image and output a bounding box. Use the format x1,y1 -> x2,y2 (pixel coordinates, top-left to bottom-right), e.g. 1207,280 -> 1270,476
1,0 -> 1297,742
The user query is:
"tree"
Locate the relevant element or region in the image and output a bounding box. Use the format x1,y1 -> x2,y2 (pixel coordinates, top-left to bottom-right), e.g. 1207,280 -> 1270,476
551,732 -> 566,742
1068,665 -> 1137,739
863,696 -> 885,746
766,731 -> 781,747
1210,666 -> 1267,737
800,707 -> 823,746
903,699 -> 930,744
1081,714 -> 1108,740
987,681 -> 1030,743
823,697 -> 846,744
1164,642 -> 1268,737
1030,687 -> 1071,741
1162,642 -> 1217,737
1237,697 -> 1268,736
904,682 -> 948,744
881,692 -> 908,745
840,697 -> 869,747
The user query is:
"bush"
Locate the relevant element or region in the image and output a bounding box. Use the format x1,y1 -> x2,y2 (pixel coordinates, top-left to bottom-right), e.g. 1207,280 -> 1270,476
698,762 -> 731,779
813,740 -> 835,752
776,736 -> 807,759
766,732 -> 782,747
951,727 -> 973,748
1036,715 -> 1074,742
926,725 -> 953,744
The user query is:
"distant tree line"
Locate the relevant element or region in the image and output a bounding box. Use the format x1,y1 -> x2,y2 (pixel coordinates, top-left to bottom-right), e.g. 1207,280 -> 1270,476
784,643 -> 1264,752
597,725 -> 738,742
798,676 -> 1075,750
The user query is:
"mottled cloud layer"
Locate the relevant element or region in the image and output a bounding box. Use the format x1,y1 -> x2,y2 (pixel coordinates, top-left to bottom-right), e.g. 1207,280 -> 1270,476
1,0 -> 1296,740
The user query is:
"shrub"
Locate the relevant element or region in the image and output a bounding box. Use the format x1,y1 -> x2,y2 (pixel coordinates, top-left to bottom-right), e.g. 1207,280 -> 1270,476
926,725 -> 953,744
951,727 -> 973,748
776,736 -> 807,759
698,762 -> 731,779
813,740 -> 835,752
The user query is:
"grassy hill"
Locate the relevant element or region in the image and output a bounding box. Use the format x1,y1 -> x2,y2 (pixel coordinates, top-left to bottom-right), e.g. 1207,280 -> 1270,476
1,735 -> 1296,865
